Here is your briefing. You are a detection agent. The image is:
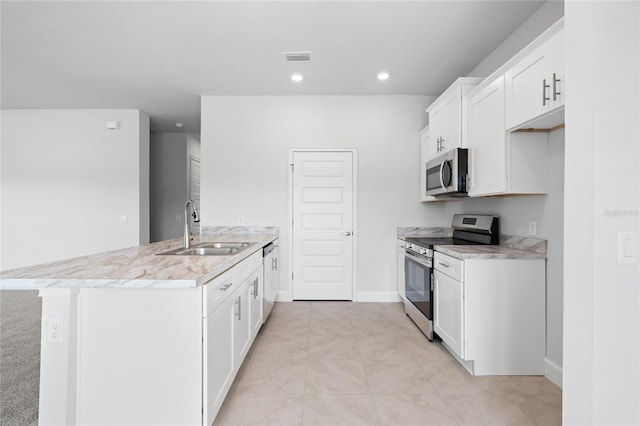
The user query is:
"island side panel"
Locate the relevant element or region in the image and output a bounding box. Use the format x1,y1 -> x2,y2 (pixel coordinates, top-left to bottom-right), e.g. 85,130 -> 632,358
38,288 -> 80,425
76,287 -> 203,425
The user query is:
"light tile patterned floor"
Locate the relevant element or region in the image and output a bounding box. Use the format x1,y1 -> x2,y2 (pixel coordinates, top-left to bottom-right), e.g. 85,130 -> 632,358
214,302 -> 562,426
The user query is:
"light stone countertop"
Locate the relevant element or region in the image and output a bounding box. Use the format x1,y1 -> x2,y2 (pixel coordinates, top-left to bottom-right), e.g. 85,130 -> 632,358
397,227 -> 547,260
0,229 -> 278,290
434,244 -> 547,260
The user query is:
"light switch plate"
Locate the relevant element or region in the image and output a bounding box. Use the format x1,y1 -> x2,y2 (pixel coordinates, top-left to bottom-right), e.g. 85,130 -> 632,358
617,232 -> 638,264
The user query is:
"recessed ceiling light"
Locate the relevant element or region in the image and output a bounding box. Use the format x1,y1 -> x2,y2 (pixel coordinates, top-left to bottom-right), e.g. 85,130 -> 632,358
176,122 -> 184,128
377,72 -> 390,81
291,73 -> 304,82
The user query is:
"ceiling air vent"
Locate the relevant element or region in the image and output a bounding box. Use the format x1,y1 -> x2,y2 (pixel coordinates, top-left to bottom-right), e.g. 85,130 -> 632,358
284,51 -> 312,63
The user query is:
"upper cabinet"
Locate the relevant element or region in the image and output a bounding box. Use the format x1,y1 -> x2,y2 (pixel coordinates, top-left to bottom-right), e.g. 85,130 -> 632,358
426,77 -> 484,159
505,29 -> 564,130
467,76 -> 508,196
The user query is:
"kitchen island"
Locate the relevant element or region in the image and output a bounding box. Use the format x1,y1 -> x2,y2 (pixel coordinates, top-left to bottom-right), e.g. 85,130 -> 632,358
0,227 -> 278,426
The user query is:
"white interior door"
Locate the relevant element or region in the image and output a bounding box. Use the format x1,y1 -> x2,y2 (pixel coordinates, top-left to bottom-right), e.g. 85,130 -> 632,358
292,151 -> 354,300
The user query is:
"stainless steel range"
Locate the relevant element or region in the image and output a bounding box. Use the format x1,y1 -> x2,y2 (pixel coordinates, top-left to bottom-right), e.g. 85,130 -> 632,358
402,214 -> 500,341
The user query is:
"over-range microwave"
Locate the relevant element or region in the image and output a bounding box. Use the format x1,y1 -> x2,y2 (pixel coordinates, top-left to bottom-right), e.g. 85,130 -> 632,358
425,148 -> 468,197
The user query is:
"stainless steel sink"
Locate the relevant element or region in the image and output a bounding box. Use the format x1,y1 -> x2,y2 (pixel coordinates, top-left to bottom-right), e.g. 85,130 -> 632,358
191,242 -> 250,250
157,242 -> 251,256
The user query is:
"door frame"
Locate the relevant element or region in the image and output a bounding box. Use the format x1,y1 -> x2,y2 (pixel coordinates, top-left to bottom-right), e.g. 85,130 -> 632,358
287,149 -> 358,302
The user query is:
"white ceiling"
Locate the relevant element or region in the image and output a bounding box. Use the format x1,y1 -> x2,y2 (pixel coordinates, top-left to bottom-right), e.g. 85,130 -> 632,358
1,1 -> 544,133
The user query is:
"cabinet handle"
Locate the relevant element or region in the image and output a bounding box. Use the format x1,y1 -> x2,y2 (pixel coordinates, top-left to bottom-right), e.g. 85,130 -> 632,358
542,79 -> 550,106
235,296 -> 241,320
553,73 -> 561,101
438,262 -> 450,268
219,283 -> 232,291
252,277 -> 258,298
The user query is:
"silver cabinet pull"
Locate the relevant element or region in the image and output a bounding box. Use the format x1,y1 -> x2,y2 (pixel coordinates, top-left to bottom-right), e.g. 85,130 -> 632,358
542,79 -> 550,106
438,262 -> 450,268
252,277 -> 258,298
235,296 -> 242,320
219,283 -> 233,291
553,73 -> 561,101
342,231 -> 352,236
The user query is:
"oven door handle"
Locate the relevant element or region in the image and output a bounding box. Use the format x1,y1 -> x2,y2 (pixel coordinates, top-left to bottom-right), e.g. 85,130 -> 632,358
404,250 -> 433,268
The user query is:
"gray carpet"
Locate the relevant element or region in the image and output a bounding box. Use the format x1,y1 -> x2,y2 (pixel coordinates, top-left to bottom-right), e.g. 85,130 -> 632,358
0,290 -> 41,426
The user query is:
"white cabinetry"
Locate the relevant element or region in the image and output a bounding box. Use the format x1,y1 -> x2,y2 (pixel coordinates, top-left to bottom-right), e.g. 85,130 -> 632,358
434,269 -> 464,358
426,77 -> 483,154
434,251 -> 545,375
204,287 -> 235,426
468,76 -> 550,197
467,76 -> 507,196
396,240 -> 406,300
203,251 -> 263,425
262,240 -> 279,321
505,29 -> 564,129
248,268 -> 263,340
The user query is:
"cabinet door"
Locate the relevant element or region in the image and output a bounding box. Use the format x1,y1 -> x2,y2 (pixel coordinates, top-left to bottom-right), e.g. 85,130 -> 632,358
250,267 -> 263,339
434,270 -> 464,358
203,294 -> 235,426
505,39 -> 554,129
396,244 -> 406,300
551,31 -> 564,109
468,76 -> 507,196
233,280 -> 252,365
440,90 -> 462,151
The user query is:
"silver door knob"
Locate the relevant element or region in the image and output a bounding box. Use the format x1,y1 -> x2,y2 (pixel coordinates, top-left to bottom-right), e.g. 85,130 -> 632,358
342,231 -> 352,236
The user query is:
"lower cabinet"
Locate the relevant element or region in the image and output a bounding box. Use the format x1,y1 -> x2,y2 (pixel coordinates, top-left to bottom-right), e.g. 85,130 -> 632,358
203,252 -> 264,425
396,240 -> 406,300
434,251 -> 545,376
203,291 -> 235,426
433,270 -> 464,358
249,269 -> 263,339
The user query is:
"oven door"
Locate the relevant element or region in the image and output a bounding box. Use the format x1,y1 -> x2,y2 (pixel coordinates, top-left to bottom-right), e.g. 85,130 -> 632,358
404,251 -> 433,321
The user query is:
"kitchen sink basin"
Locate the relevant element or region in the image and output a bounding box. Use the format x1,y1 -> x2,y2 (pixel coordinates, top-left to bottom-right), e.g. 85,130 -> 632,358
191,242 -> 250,250
157,242 -> 251,256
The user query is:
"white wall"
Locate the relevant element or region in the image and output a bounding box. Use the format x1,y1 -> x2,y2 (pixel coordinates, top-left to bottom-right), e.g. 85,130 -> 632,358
200,95 -> 434,300
468,0 -> 564,78
0,109 -> 150,269
564,2 -> 640,424
149,132 -> 201,242
151,132 -> 200,242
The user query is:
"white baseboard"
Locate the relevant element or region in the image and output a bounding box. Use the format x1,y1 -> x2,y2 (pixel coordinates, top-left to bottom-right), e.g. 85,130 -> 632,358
544,358 -> 563,388
355,291 -> 402,302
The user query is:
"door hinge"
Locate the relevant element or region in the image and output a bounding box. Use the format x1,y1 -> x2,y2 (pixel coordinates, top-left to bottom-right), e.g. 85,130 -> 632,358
290,163 -> 294,171
292,272 -> 294,280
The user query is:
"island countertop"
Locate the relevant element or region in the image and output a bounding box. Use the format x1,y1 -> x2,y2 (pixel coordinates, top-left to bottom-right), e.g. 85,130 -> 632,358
0,228 -> 278,290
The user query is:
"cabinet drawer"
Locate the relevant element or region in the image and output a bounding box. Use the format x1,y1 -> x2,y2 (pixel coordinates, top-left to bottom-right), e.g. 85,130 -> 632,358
203,268 -> 235,316
434,252 -> 463,281
203,250 -> 264,316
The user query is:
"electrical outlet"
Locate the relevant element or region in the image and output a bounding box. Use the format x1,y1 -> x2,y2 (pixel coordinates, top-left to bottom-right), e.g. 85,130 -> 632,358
528,221 -> 537,236
9,256 -> 17,266
47,319 -> 63,344
238,216 -> 245,225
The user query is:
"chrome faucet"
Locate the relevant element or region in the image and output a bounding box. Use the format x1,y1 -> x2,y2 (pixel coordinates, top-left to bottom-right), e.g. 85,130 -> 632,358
184,199 -> 200,249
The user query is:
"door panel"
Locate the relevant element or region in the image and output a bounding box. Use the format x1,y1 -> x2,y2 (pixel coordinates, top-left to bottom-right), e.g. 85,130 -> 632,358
292,151 -> 354,300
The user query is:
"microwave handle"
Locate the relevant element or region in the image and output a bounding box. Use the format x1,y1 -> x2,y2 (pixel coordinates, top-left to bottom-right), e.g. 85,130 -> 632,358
439,160 -> 447,191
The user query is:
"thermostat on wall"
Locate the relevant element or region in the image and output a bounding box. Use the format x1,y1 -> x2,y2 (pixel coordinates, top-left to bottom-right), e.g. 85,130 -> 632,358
106,121 -> 120,130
